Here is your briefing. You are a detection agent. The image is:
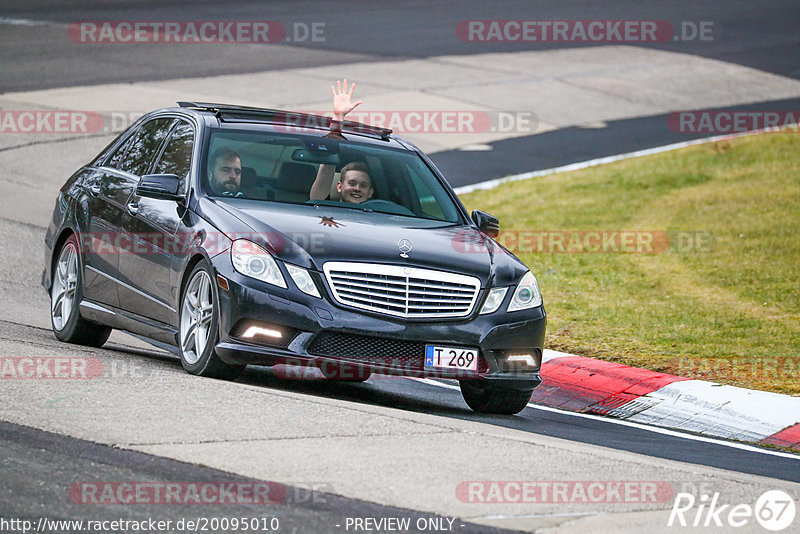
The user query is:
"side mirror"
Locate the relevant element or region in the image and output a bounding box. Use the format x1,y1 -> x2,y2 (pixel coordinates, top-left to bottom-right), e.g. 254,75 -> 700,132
136,174 -> 183,201
471,210 -> 500,238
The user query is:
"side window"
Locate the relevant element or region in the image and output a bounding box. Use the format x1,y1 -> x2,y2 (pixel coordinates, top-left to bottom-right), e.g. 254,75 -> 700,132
106,132 -> 137,170
108,118 -> 175,176
154,120 -> 194,191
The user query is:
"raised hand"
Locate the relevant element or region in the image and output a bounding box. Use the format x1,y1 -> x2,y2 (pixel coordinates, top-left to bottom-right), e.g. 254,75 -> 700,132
332,79 -> 362,121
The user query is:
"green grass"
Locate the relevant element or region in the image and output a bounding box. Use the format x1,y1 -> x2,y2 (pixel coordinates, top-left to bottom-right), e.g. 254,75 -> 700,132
459,132 -> 800,395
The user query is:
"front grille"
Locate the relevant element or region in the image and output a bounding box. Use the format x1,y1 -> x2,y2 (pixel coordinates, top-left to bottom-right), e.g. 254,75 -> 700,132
323,262 -> 481,318
307,332 -> 424,368
307,331 -> 489,373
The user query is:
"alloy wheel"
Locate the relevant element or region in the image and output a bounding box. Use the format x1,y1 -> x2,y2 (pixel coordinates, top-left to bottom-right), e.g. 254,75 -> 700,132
51,242 -> 78,331
180,270 -> 214,364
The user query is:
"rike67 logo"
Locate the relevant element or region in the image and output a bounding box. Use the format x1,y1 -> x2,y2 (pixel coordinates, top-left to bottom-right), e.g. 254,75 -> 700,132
668,490 -> 796,531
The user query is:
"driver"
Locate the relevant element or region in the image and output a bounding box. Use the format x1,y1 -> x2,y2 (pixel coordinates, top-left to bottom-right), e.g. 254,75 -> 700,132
309,79 -> 374,205
208,147 -> 244,197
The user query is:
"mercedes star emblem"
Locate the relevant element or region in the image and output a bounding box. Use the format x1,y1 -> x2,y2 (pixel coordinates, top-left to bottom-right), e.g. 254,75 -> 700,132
398,238 -> 412,258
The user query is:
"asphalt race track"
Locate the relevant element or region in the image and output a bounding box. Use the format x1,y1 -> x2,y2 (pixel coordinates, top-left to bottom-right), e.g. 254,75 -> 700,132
1,2 -> 799,533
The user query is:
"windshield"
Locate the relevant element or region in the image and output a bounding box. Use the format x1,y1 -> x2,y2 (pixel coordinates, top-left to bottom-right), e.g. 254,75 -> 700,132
203,130 -> 463,223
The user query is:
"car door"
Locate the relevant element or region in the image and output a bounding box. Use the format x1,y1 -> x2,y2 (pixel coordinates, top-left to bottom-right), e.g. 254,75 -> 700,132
78,165 -> 121,307
80,120 -> 165,307
117,119 -> 194,324
85,117 -> 176,310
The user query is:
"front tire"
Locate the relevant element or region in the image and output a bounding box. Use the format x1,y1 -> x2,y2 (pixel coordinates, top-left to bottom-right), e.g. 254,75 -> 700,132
459,380 -> 533,415
179,262 -> 244,380
50,234 -> 111,347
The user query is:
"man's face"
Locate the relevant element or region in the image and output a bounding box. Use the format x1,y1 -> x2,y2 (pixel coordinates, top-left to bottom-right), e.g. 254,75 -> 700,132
337,170 -> 373,204
209,155 -> 241,194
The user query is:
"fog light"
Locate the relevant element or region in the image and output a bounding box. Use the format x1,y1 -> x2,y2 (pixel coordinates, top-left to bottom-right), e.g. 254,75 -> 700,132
506,354 -> 537,367
241,326 -> 283,340
231,321 -> 297,348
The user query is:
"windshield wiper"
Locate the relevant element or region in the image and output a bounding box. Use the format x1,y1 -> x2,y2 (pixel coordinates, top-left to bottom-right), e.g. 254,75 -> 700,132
309,202 -> 372,213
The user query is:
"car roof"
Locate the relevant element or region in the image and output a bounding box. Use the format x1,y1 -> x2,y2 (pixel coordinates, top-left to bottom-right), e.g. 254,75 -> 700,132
155,101 -> 414,151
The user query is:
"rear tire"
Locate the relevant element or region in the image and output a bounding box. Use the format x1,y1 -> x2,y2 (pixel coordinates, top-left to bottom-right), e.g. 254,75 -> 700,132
50,234 -> 111,347
178,262 -> 244,380
459,380 -> 532,414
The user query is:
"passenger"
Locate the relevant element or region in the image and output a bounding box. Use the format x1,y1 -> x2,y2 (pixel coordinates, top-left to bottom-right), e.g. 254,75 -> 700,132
334,161 -> 374,204
208,147 -> 244,197
309,80 -> 374,204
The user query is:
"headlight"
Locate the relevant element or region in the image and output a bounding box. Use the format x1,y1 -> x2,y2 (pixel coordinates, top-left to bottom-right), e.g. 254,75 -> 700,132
231,240 -> 287,288
507,271 -> 542,311
479,287 -> 508,315
286,264 -> 321,298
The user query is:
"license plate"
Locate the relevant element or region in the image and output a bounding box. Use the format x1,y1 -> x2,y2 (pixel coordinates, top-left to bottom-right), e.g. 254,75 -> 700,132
424,345 -> 479,371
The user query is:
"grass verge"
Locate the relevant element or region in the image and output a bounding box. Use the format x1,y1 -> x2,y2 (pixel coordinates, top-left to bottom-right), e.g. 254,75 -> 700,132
459,131 -> 800,395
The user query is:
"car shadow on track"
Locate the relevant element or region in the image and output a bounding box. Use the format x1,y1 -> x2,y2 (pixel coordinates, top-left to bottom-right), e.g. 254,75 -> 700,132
61,326 -> 506,423
107,336 -> 530,424
237,364 -> 522,425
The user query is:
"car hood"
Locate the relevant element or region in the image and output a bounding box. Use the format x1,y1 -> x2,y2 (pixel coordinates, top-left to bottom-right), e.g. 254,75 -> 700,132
210,199 -> 526,286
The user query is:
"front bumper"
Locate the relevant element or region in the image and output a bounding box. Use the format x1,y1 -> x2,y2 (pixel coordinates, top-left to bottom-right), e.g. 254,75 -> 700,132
211,256 -> 546,390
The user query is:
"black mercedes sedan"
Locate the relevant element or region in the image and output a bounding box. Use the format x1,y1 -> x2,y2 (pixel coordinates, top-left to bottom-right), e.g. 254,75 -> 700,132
43,103 -> 545,414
